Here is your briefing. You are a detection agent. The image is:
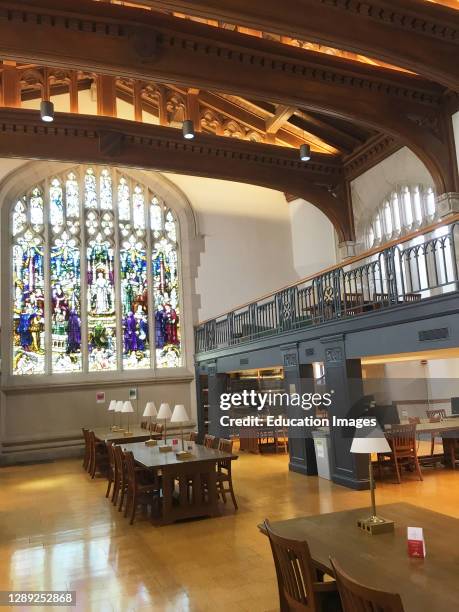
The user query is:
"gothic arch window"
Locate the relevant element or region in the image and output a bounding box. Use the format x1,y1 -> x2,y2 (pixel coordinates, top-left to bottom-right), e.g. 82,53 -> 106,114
365,185 -> 438,250
11,166 -> 183,376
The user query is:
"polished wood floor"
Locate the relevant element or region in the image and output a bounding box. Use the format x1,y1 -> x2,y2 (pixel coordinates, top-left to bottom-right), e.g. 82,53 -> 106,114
1,446 -> 459,612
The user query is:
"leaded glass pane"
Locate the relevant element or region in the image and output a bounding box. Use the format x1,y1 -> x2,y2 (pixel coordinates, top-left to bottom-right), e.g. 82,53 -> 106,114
153,233 -> 181,369
100,168 -> 113,210
13,200 -> 45,375
118,177 -> 130,221
133,185 -> 145,230
150,198 -> 162,234
12,199 -> 27,236
30,188 -> 44,228
66,172 -> 79,218
50,179 -> 64,233
51,232 -> 82,372
84,168 -> 97,209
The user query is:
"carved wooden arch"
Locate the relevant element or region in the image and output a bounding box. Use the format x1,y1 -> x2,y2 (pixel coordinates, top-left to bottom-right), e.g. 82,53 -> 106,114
0,108 -> 352,242
0,0 -> 455,195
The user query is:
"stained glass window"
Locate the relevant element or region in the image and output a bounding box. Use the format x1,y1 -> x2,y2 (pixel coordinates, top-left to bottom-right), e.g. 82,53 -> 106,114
50,175 -> 82,373
11,166 -> 183,376
12,190 -> 45,375
152,202 -> 181,368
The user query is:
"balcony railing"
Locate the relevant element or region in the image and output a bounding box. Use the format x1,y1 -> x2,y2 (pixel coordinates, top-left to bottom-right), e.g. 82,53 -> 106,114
195,221 -> 459,354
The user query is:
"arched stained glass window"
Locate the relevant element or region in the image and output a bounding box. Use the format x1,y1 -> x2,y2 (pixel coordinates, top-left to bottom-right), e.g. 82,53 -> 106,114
11,166 -> 183,376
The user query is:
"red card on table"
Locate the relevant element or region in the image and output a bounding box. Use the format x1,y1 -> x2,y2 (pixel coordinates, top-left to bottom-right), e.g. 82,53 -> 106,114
407,527 -> 426,558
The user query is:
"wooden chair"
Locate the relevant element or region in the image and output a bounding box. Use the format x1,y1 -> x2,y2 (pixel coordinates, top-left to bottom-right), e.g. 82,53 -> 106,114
274,427 -> 289,454
188,431 -> 198,442
330,558 -> 405,612
377,423 -> 423,484
113,444 -> 127,510
155,423 -> 164,434
105,442 -> 116,499
216,438 -> 238,510
426,409 -> 447,456
343,292 -> 364,316
264,519 -> 341,612
88,430 -> 108,479
123,450 -> 160,525
82,428 -> 91,472
204,434 -> 216,449
442,437 -> 459,470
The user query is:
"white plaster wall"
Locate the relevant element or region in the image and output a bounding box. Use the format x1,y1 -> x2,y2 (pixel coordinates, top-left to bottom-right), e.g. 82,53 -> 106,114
452,111 -> 459,172
163,173 -> 300,321
288,198 -> 336,277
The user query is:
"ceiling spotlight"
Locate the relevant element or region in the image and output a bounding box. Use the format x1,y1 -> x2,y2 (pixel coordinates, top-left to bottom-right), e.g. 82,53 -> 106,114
300,143 -> 311,162
182,119 -> 195,140
40,100 -> 55,123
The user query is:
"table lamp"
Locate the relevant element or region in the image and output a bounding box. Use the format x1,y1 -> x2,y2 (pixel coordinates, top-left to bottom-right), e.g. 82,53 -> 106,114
157,402 -> 172,452
171,404 -> 190,454
122,400 -> 134,436
351,422 -> 394,534
108,399 -> 117,432
115,400 -> 125,432
143,401 -> 158,446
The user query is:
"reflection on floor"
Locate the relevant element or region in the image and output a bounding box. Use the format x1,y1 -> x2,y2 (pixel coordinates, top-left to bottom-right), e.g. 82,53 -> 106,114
1,449 -> 459,612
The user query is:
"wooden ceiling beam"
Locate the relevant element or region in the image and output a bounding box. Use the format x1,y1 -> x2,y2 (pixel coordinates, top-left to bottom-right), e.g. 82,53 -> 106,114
265,105 -> 296,134
0,107 -> 353,241
137,0 -> 459,90
0,0 -> 455,194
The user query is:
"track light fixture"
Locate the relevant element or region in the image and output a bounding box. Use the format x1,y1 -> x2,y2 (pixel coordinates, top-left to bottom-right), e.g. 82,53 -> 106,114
40,100 -> 55,123
182,119 -> 195,140
300,143 -> 311,162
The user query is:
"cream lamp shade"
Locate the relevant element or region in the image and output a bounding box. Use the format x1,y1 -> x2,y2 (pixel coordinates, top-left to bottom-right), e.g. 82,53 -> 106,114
115,400 -> 124,413
350,423 -> 391,454
157,402 -> 172,420
108,400 -> 117,412
143,401 -> 157,418
122,400 -> 134,414
171,404 -> 189,423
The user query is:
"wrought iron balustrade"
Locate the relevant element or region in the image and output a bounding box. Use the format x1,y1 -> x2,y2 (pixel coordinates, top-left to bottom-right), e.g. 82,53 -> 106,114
195,222 -> 459,354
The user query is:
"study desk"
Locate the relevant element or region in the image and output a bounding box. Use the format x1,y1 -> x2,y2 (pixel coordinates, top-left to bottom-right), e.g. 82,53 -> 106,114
123,441 -> 238,524
259,502 -> 459,611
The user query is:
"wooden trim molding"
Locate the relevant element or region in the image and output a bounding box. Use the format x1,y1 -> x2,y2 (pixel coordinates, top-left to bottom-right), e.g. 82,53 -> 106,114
0,107 -> 355,240
0,0 -> 456,194
135,0 -> 459,90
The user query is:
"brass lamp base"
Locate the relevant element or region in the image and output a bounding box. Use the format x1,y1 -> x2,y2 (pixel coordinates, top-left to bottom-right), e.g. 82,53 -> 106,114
176,450 -> 193,460
145,439 -> 157,447
159,445 -> 172,453
357,516 -> 394,535
123,431 -> 133,437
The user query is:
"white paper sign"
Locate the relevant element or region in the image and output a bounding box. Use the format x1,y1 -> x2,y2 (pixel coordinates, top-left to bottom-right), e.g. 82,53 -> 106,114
315,439 -> 325,458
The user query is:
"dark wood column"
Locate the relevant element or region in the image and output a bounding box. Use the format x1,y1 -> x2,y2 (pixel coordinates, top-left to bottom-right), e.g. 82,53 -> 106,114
0,64 -> 20,108
207,365 -> 228,439
281,344 -> 318,476
321,335 -> 369,490
96,75 -> 117,117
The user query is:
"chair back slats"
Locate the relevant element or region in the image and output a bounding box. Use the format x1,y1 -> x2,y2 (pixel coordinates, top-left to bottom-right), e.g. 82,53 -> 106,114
189,431 -> 198,442
218,438 -> 233,471
204,434 -> 216,449
426,408 -> 447,421
82,428 -> 90,471
330,558 -> 405,612
124,450 -> 137,486
155,423 -> 164,433
387,423 -> 416,451
264,519 -> 319,611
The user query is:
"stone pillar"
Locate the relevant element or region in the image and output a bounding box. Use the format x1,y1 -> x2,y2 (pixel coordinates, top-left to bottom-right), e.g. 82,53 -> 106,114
338,241 -> 357,260
281,343 -> 318,476
436,192 -> 459,218
321,334 -> 369,490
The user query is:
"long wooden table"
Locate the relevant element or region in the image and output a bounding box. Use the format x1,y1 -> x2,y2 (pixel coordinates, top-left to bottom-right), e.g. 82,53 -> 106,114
123,440 -> 238,525
260,502 -> 459,611
93,427 -> 161,444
